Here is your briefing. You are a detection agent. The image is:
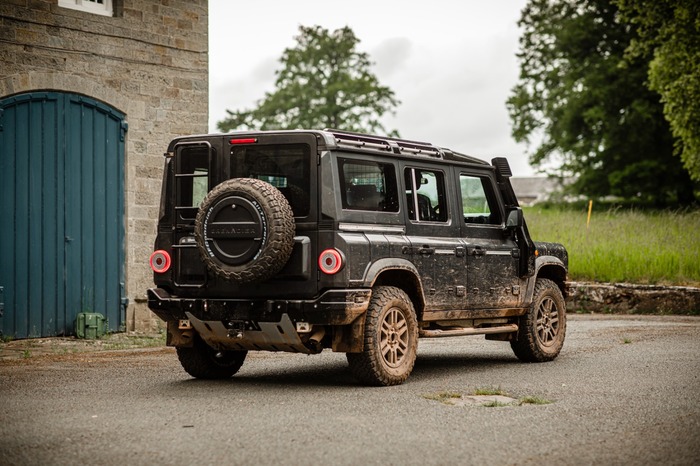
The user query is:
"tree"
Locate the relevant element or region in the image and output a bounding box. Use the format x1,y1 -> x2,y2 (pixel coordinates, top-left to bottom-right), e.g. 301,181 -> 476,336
217,25 -> 400,136
617,0 -> 700,181
507,0 -> 696,205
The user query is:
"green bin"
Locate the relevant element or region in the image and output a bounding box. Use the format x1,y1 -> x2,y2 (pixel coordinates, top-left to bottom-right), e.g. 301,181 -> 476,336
75,313 -> 107,339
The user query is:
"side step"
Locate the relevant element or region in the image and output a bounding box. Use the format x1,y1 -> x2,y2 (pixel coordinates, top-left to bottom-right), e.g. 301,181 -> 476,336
419,324 -> 518,338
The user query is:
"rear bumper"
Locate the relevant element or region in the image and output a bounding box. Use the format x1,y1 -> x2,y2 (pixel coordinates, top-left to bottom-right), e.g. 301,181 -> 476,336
147,287 -> 371,326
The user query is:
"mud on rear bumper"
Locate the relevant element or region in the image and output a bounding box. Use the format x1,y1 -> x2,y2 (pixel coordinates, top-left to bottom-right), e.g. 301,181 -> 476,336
147,288 -> 370,324
147,288 -> 371,354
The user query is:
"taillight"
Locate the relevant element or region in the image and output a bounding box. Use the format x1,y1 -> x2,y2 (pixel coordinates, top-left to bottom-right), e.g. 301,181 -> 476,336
149,250 -> 171,273
318,248 -> 344,275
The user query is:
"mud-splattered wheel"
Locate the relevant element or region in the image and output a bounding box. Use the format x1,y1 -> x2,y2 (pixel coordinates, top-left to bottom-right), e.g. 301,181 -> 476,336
511,278 -> 566,362
347,286 -> 418,386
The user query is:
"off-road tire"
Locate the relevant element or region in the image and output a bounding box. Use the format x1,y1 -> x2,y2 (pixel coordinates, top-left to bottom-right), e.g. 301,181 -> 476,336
176,335 -> 247,379
511,278 -> 566,362
195,178 -> 295,283
346,286 -> 418,386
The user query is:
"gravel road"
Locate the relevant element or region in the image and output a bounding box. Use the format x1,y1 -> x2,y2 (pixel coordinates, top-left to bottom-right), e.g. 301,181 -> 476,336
1,314 -> 698,465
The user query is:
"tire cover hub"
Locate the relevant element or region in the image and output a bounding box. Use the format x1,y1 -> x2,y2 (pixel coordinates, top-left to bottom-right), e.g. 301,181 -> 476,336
201,194 -> 267,266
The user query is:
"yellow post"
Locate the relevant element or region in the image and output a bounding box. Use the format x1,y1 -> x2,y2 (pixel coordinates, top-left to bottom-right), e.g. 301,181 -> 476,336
586,200 -> 593,229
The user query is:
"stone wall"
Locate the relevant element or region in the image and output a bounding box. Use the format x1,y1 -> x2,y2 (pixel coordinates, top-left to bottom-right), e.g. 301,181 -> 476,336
0,0 -> 209,331
567,282 -> 700,315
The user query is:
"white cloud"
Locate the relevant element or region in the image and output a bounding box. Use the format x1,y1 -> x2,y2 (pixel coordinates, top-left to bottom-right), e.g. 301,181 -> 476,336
208,0 -> 534,175
371,38 -> 413,77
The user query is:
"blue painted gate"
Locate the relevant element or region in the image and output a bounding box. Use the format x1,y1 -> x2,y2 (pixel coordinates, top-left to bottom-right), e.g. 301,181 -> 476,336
0,92 -> 127,338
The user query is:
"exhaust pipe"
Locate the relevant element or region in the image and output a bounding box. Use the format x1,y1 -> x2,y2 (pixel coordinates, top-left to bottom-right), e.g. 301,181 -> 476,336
304,326 -> 326,353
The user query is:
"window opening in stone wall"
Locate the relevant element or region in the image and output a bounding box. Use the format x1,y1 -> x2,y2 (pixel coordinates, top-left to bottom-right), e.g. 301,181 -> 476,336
59,0 -> 113,17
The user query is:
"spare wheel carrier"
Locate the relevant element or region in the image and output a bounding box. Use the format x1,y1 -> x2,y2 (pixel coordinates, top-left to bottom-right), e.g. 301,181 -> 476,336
194,178 -> 295,283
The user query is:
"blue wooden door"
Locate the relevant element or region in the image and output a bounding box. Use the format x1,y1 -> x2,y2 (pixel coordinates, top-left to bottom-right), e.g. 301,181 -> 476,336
0,92 -> 127,338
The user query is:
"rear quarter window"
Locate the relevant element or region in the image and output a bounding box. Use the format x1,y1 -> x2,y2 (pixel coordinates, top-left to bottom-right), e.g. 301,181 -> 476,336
338,158 -> 399,212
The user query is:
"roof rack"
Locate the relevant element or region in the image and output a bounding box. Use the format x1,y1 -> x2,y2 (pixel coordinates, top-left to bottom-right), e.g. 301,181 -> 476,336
325,129 -> 444,158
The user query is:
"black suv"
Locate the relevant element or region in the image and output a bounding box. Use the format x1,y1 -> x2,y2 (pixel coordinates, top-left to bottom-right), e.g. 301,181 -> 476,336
148,130 -> 568,386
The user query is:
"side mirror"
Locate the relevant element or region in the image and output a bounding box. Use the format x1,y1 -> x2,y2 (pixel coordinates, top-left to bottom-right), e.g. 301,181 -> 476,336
506,207 -> 523,229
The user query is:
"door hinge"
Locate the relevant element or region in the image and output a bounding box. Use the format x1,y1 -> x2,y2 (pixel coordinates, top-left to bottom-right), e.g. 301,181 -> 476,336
120,120 -> 129,141
120,282 -> 129,308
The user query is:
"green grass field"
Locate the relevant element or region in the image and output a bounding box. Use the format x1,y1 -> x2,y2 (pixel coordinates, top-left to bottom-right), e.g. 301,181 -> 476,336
524,206 -> 700,286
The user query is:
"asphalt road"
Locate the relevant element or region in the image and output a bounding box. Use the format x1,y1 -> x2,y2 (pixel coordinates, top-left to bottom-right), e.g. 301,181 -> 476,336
1,314 -> 699,466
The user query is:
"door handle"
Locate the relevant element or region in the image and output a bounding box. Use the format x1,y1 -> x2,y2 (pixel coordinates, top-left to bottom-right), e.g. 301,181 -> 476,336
401,246 -> 435,255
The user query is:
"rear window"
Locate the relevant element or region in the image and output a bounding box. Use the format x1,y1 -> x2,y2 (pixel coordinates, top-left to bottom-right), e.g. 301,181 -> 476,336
231,144 -> 311,217
175,145 -> 211,222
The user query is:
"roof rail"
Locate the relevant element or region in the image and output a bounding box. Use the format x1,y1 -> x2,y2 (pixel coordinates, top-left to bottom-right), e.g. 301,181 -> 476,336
325,129 -> 444,158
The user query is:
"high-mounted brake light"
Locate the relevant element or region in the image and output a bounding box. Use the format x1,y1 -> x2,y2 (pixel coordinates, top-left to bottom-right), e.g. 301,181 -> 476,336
229,138 -> 258,145
318,248 -> 344,275
149,250 -> 171,273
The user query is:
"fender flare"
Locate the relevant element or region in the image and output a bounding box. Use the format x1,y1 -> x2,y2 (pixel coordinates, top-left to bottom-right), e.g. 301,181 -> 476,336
361,258 -> 427,312
523,255 -> 568,302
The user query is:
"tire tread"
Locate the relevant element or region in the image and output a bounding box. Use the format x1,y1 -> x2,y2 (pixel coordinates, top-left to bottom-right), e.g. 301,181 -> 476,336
511,278 -> 566,362
195,178 -> 295,283
347,286 -> 418,386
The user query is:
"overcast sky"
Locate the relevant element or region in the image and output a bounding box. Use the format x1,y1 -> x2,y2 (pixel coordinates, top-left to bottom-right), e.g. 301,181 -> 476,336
208,0 -> 535,176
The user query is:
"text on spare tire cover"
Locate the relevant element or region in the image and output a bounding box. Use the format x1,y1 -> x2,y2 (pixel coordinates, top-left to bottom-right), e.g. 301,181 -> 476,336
202,195 -> 268,263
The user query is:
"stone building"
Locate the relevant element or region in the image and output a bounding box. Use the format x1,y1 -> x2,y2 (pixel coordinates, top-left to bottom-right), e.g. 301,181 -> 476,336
0,0 -> 208,337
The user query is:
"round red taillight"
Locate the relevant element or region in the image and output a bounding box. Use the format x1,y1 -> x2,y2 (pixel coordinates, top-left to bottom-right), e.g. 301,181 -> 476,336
318,248 -> 344,275
149,250 -> 171,273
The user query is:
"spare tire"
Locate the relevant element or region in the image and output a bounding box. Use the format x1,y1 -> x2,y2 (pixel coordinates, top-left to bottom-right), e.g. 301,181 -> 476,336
194,178 -> 295,283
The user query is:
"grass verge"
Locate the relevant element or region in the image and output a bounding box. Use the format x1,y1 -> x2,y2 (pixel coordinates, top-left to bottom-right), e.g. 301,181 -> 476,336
0,332 -> 166,361
525,207 -> 700,285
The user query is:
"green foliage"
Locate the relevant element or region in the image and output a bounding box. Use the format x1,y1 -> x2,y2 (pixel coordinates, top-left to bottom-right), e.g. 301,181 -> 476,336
508,0 -> 697,205
525,206 -> 700,285
473,387 -> 508,396
421,391 -> 462,404
616,0 -> 700,181
519,396 -> 553,405
481,400 -> 511,408
217,25 -> 400,136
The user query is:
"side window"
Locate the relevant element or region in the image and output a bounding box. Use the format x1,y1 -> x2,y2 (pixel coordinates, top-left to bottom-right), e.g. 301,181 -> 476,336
405,168 -> 448,222
460,174 -> 500,225
339,158 -> 399,212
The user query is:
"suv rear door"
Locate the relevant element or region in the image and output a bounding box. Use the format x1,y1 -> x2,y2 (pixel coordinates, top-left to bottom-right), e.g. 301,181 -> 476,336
402,163 -> 465,312
167,133 -> 320,299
